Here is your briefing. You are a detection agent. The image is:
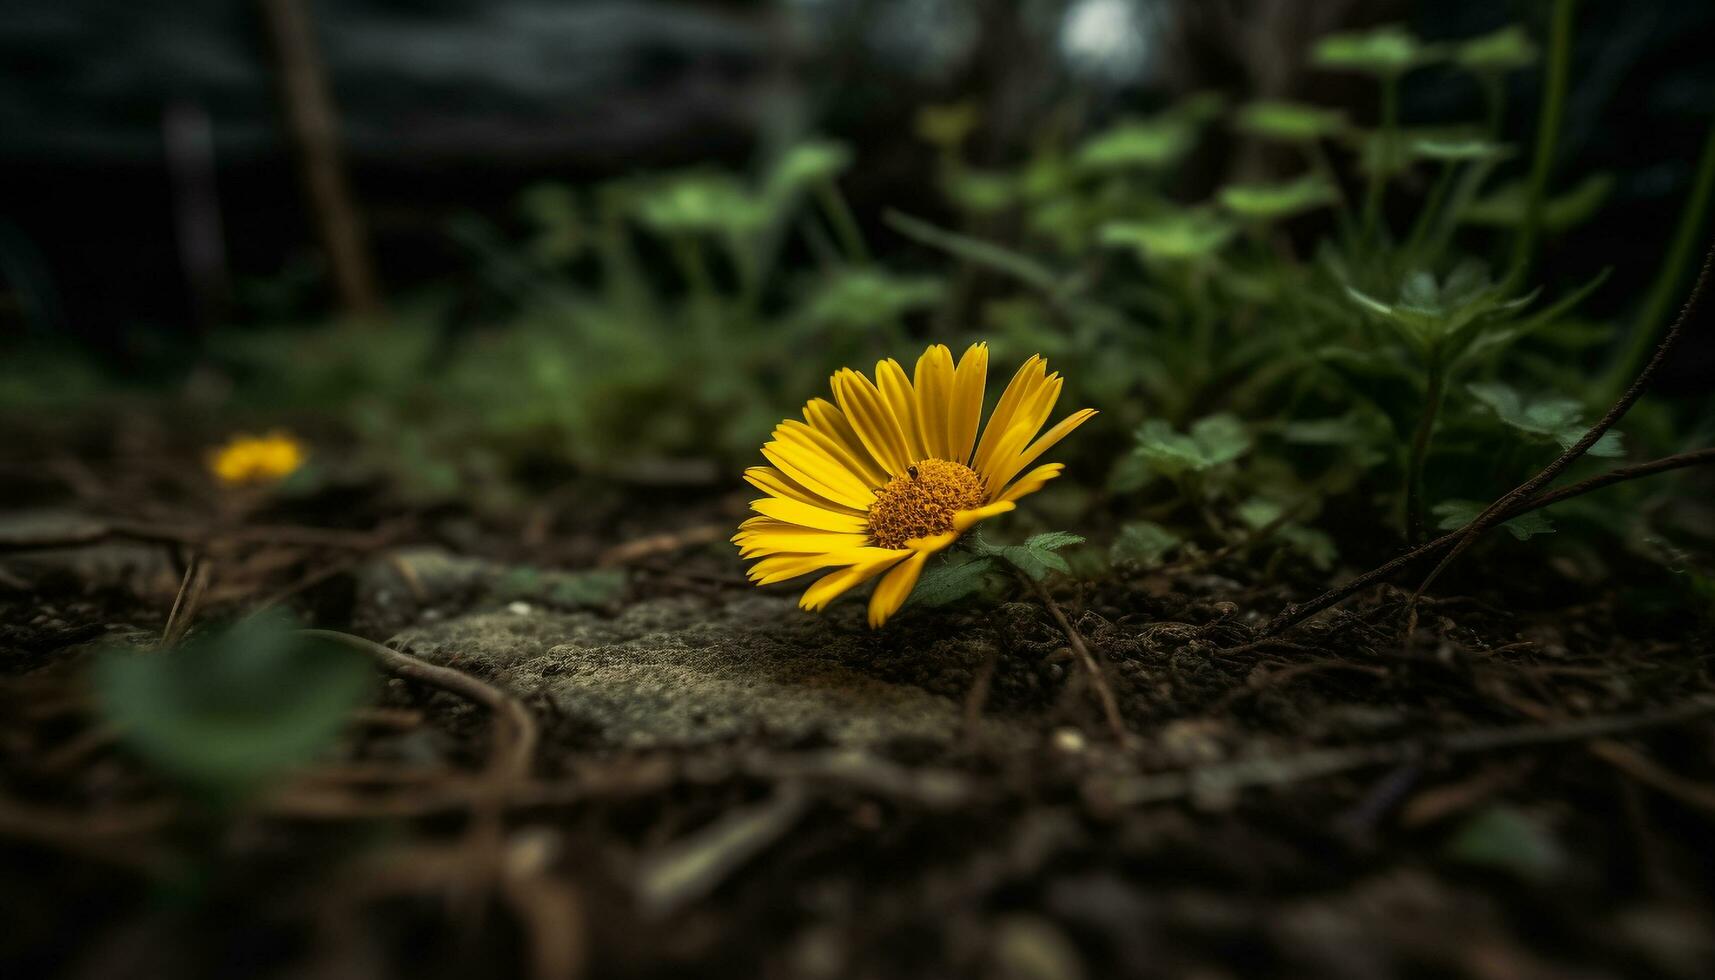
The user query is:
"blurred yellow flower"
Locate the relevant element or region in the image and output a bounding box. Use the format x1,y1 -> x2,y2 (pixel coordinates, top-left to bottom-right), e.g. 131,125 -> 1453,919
734,343 -> 1094,627
209,431 -> 306,486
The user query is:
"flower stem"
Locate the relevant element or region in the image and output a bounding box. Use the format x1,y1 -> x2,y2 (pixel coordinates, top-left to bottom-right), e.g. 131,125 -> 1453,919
1404,347 -> 1446,543
1362,74 -> 1400,244
1506,0 -> 1576,289
1601,115 -> 1715,402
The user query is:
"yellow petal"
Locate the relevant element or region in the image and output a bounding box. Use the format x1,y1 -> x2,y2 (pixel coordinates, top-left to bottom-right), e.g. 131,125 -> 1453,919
749,547 -> 906,585
868,549 -> 929,627
762,441 -> 875,510
750,497 -> 869,533
948,342 -> 988,466
996,463 -> 1064,504
953,500 -> 1015,533
799,554 -> 907,612
875,358 -> 928,463
971,355 -> 1045,477
801,399 -> 890,488
911,345 -> 955,461
904,531 -> 959,552
832,369 -> 912,477
735,527 -> 870,558
981,376 -> 1064,493
744,466 -> 866,516
991,408 -> 1097,492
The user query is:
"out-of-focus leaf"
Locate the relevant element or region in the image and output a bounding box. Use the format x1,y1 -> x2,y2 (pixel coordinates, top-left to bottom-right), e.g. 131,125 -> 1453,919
1454,25 -> 1538,74
635,173 -> 772,236
800,268 -> 945,332
1445,806 -> 1566,881
1133,414 -> 1252,477
1219,175 -> 1338,220
1466,381 -> 1625,457
1461,173 -> 1615,231
885,210 -> 1061,293
766,140 -> 853,198
1413,138 -> 1511,163
1434,499 -> 1555,541
1312,25 -> 1437,77
93,613 -> 374,795
1110,521 -> 1181,565
1100,211 -> 1235,263
945,168 -> 1021,214
1076,118 -> 1196,170
916,102 -> 980,149
1235,101 -> 1346,143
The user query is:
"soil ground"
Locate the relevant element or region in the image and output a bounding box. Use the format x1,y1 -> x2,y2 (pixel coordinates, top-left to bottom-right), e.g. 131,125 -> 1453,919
3,430 -> 1714,980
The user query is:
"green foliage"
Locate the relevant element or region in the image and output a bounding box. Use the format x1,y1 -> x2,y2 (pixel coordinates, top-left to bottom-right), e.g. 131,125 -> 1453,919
979,531 -> 1087,581
1454,25 -> 1539,75
1218,175 -> 1338,221
1101,211 -> 1236,263
93,614 -> 373,796
1234,101 -> 1346,143
1110,521 -> 1182,566
1433,499 -> 1555,541
1445,806 -> 1566,882
1132,415 -> 1252,478
1312,25 -> 1439,77
1466,382 -> 1625,456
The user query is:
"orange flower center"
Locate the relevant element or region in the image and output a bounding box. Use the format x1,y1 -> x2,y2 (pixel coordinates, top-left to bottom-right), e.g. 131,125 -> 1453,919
866,458 -> 986,549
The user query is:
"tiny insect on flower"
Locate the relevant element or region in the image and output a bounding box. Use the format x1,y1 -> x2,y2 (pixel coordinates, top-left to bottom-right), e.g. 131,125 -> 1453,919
733,343 -> 1095,627
208,431 -> 307,486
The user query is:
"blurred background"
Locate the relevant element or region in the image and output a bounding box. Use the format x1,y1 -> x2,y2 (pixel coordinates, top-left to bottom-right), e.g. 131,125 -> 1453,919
2,0 -> 1713,509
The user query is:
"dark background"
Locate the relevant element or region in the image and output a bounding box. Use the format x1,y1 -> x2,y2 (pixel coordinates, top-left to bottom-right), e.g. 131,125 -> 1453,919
2,0 -> 1712,368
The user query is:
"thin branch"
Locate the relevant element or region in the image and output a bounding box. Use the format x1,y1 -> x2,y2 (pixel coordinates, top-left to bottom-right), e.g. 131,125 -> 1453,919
1265,447 -> 1715,635
1415,238 -> 1715,596
1019,573 -> 1127,742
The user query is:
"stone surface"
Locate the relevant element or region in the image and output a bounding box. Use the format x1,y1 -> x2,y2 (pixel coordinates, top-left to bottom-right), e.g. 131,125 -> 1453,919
390,594 -> 1017,750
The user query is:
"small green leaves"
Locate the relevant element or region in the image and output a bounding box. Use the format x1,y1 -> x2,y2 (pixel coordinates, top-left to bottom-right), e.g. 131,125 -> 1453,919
1454,25 -> 1538,75
909,551 -> 1003,608
1344,263 -> 1531,356
766,140 -> 853,199
1461,172 -> 1615,232
1132,414 -> 1252,478
1433,499 -> 1555,540
1077,118 -> 1196,171
982,532 -> 1087,582
1412,138 -> 1510,163
1312,25 -> 1437,77
1466,382 -> 1625,456
915,101 -> 980,150
1234,101 -> 1346,143
93,613 -> 374,796
801,268 -> 945,332
1110,521 -> 1182,566
635,173 -> 771,236
1219,175 -> 1338,221
1100,210 -> 1236,263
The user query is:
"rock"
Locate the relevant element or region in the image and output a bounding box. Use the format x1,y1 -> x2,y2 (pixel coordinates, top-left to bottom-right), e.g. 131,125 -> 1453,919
390,594 -> 1025,750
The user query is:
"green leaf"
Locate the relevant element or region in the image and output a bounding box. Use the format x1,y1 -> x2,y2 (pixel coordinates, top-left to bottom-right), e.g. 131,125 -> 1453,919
1218,175 -> 1338,220
1076,118 -> 1196,170
1433,498 -> 1555,541
885,210 -> 1061,293
1101,210 -> 1236,263
800,268 -> 946,332
1454,25 -> 1538,75
944,168 -> 1021,214
915,102 -> 981,149
1110,521 -> 1181,565
93,613 -> 374,795
908,552 -> 999,608
1445,806 -> 1566,882
1312,25 -> 1436,77
1412,138 -> 1511,163
984,531 -> 1086,581
1234,101 -> 1347,143
1132,414 -> 1252,478
1461,172 -> 1615,232
766,140 -> 853,198
635,173 -> 771,236
1466,381 -> 1625,457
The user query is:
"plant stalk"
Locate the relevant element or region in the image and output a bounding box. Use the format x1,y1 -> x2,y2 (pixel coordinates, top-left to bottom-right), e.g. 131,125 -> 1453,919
1404,347 -> 1446,543
1506,0 -> 1576,288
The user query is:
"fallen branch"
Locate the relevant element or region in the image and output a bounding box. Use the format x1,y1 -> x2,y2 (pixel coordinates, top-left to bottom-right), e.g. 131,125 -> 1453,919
1415,238 -> 1715,596
1264,447 -> 1715,635
1020,572 -> 1128,742
1099,696 -> 1715,807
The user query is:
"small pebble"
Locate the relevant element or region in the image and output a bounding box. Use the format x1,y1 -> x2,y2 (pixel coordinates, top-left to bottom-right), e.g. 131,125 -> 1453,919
508,601 -> 533,615
1051,728 -> 1087,754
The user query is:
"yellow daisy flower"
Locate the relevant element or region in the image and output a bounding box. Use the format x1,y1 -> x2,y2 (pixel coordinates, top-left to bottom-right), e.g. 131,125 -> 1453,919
208,431 -> 307,486
734,343 -> 1096,627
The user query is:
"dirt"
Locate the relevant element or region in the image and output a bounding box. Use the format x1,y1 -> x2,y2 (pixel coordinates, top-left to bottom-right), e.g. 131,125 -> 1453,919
4,495 -> 1715,979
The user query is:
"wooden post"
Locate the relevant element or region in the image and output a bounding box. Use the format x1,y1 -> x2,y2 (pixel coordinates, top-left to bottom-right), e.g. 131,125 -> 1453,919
258,0 -> 382,317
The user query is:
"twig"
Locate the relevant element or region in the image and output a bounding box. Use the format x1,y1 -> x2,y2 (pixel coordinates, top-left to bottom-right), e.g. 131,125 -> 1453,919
1415,238 -> 1715,597
1264,447 -> 1715,635
295,630 -> 537,785
596,523 -> 726,566
1020,573 -> 1127,742
634,785 -> 809,919
1100,696 -> 1715,807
